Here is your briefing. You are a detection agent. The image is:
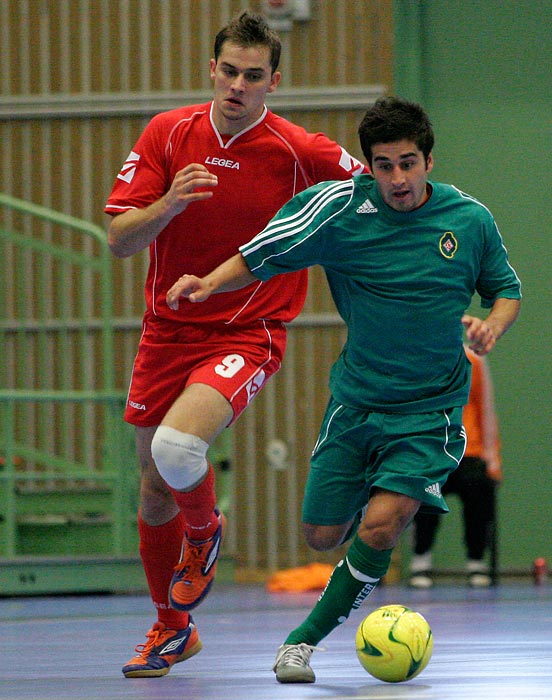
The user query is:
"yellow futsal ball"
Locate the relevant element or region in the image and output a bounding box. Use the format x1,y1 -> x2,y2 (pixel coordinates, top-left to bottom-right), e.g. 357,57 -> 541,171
355,604 -> 433,683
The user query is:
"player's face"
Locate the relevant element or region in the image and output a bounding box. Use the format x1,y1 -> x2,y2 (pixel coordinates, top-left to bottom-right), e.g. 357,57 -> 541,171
371,140 -> 434,212
210,42 -> 281,134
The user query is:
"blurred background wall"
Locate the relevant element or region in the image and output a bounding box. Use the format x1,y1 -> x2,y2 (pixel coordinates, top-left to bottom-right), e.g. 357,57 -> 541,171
0,0 -> 391,583
394,0 -> 551,573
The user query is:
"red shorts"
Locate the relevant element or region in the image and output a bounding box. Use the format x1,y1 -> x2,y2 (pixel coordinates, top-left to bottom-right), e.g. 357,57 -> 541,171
124,313 -> 287,427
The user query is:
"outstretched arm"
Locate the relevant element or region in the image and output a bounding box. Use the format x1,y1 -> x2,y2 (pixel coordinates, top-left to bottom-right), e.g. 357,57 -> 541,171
166,253 -> 257,310
462,297 -> 520,355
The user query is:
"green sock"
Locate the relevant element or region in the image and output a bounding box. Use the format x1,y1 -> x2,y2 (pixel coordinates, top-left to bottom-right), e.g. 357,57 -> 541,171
285,536 -> 392,646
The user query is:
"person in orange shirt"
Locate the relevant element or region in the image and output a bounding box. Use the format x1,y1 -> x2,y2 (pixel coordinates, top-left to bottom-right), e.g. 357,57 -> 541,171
409,346 -> 501,588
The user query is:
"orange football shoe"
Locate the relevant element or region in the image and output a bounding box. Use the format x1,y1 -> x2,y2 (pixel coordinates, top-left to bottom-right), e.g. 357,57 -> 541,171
169,508 -> 226,611
122,619 -> 202,678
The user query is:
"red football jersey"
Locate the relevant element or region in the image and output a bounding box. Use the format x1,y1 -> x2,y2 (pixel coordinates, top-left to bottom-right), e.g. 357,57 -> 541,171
105,102 -> 367,326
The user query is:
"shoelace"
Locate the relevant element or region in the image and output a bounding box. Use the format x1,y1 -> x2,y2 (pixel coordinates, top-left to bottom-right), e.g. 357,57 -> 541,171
173,514 -> 223,576
173,541 -> 206,576
276,643 -> 325,667
135,626 -> 164,656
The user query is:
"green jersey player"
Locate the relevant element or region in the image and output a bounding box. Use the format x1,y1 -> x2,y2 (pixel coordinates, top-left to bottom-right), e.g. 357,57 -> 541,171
166,96 -> 521,684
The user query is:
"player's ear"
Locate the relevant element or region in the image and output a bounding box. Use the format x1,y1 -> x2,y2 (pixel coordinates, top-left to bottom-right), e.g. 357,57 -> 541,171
426,152 -> 434,174
267,70 -> 281,94
209,58 -> 217,80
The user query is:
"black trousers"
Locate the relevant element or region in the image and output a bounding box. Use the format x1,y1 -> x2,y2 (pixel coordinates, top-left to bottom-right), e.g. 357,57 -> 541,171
413,457 -> 496,561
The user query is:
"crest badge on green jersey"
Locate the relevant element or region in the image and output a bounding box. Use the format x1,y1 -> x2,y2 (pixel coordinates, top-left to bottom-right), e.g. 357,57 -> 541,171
439,231 -> 458,259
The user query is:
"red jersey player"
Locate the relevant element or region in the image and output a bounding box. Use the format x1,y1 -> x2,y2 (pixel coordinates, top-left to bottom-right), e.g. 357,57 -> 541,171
105,11 -> 368,678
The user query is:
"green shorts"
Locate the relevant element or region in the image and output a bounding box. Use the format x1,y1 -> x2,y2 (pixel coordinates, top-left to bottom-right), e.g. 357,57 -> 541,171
302,397 -> 466,524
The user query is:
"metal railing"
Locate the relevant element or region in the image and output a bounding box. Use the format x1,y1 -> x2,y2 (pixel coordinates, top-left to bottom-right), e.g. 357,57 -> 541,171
0,193 -> 136,562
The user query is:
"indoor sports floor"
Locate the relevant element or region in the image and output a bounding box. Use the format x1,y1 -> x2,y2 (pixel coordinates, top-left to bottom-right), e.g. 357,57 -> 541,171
1,580 -> 551,700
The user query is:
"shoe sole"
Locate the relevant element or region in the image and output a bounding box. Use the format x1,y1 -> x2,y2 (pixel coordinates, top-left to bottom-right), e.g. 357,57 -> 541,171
275,668 -> 315,683
122,638 -> 203,678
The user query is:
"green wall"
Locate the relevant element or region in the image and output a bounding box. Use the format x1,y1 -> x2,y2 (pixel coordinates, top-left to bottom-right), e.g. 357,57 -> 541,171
394,0 -> 551,572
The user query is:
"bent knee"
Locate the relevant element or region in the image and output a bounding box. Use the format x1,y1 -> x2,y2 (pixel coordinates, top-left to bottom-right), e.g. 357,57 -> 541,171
358,511 -> 415,550
357,522 -> 399,550
151,426 -> 209,490
303,523 -> 349,551
357,490 -> 420,549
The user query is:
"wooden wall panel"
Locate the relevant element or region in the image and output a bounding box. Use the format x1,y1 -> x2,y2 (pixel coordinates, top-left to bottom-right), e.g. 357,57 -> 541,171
1,0 -> 393,572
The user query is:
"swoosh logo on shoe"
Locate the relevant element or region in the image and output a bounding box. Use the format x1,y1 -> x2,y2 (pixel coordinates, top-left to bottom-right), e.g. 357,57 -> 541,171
203,539 -> 220,574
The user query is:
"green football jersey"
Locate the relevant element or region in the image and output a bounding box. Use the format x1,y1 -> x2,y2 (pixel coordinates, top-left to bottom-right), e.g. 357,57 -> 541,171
240,175 -> 521,413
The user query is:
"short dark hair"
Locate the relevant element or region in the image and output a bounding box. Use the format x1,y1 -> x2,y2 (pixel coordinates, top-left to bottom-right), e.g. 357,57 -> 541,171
214,11 -> 282,73
358,96 -> 435,166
